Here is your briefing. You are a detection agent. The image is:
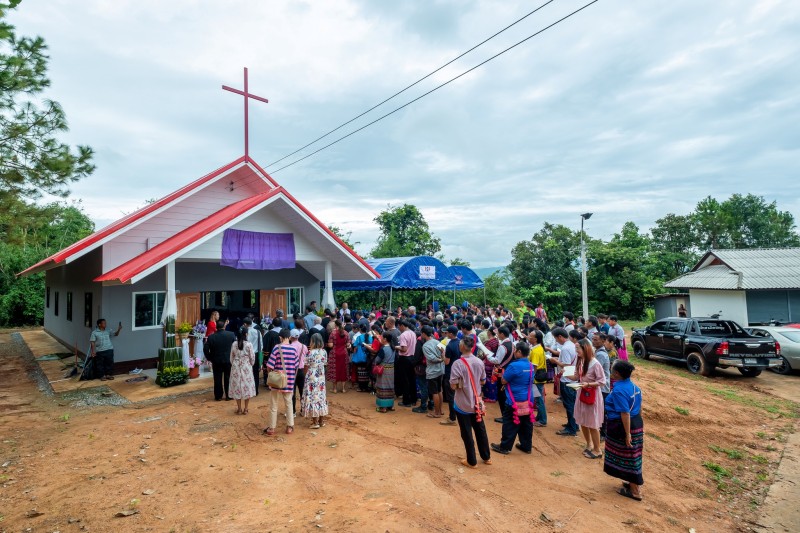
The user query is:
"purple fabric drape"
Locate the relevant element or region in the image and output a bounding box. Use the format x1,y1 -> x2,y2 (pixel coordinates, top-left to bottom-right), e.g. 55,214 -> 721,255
220,229 -> 295,270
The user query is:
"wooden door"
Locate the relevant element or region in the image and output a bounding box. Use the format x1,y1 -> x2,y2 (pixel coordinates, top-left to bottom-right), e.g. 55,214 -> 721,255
259,289 -> 287,319
176,293 -> 201,326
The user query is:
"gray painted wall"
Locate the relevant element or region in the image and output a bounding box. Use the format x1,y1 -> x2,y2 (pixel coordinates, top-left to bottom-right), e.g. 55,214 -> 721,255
746,290 -> 800,325
101,262 -> 321,362
43,249 -> 103,352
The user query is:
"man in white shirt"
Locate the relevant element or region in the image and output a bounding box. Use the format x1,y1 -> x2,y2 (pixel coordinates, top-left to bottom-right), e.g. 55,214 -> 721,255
547,327 -> 579,436
562,312 -> 575,332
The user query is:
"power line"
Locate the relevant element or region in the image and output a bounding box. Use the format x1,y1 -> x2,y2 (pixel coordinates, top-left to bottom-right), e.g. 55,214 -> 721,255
270,0 -> 600,175
265,0 -> 559,168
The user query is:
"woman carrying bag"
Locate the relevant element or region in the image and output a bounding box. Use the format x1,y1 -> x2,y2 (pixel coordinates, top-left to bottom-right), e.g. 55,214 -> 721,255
263,329 -> 299,436
490,342 -> 539,455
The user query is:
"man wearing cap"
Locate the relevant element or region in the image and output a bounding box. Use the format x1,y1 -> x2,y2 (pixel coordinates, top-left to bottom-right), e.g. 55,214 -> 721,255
289,328 -> 309,414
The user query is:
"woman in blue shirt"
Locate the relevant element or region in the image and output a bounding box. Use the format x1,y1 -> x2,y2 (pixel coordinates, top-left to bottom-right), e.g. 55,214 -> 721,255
603,360 -> 644,501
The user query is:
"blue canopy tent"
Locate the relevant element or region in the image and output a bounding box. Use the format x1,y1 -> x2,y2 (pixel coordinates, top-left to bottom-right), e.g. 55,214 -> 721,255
331,256 -> 456,309
449,265 -> 486,306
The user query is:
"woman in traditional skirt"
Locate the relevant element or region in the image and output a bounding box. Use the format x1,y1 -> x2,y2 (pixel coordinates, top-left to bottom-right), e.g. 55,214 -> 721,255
604,360 -> 644,501
374,332 -> 396,413
326,320 -> 350,394
481,327 -> 499,402
351,323 -> 372,392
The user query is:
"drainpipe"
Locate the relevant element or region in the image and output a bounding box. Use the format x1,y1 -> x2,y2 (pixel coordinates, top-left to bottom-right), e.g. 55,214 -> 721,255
731,270 -> 743,290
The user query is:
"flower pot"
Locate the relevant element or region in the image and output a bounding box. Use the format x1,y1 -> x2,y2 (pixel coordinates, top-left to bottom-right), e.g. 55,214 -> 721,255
188,366 -> 200,379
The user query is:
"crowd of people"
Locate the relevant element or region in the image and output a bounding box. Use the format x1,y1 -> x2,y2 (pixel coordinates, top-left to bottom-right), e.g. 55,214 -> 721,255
202,299 -> 644,502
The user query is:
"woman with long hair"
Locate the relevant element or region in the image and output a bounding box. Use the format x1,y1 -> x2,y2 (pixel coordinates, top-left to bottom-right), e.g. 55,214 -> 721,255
229,326 -> 256,415
572,337 -> 606,459
604,360 -> 644,501
327,319 -> 350,393
301,333 -> 329,429
482,327 -> 499,403
528,329 -> 548,427
351,323 -> 372,392
374,332 -> 396,413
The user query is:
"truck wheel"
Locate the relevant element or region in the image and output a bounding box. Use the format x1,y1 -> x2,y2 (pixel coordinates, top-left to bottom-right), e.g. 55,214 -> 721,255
686,352 -> 712,376
632,340 -> 649,360
738,367 -> 762,378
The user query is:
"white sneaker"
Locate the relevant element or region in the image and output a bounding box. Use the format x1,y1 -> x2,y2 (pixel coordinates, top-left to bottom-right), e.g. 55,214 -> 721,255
129,368 -> 143,375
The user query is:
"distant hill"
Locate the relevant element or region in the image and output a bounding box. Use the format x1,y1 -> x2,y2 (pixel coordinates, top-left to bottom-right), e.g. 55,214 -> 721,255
472,266 -> 505,280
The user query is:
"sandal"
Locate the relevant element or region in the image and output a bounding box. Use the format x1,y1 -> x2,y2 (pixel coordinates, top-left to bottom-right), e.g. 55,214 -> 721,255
585,451 -> 603,459
310,424 -> 321,429
427,413 -> 443,418
263,427 -> 275,436
483,459 -> 492,465
243,409 -> 248,415
286,426 -> 294,435
617,487 -> 642,501
460,459 -> 476,469
377,408 -> 387,413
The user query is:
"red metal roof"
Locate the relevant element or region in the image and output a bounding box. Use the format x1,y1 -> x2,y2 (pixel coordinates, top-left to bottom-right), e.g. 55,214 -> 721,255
18,157 -> 249,277
94,187 -> 379,284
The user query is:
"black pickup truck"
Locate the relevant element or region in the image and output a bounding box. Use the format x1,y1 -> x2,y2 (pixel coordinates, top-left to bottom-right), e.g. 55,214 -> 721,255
630,317 -> 782,377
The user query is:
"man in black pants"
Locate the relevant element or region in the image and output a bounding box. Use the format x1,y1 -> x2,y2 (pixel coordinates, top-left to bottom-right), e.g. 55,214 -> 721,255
204,321 -> 235,401
439,325 -> 461,426
396,320 -> 418,407
488,327 -> 515,423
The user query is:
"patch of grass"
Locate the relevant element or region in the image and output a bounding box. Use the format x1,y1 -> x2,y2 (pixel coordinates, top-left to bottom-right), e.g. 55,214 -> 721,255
756,431 -> 767,439
709,445 -> 744,460
756,472 -> 769,482
550,471 -> 564,477
60,413 -> 70,422
766,445 -> 777,452
674,406 -> 689,416
750,454 -> 769,464
128,498 -> 139,509
706,386 -> 799,418
650,433 -> 664,442
703,461 -> 732,481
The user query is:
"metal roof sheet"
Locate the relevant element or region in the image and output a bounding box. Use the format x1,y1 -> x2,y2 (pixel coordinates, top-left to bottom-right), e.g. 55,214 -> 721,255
666,248 -> 800,290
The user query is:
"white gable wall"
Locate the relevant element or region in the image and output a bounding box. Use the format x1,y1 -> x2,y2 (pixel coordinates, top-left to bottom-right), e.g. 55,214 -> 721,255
180,204 -> 327,262
688,289 -> 748,326
100,165 -> 270,272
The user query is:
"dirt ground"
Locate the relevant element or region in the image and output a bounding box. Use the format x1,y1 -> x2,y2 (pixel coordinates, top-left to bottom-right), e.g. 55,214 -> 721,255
1,331 -> 798,533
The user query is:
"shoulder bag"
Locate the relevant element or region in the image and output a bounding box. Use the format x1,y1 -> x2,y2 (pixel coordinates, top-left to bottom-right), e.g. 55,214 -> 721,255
267,346 -> 289,389
459,358 -> 486,423
578,362 -> 597,405
506,363 -> 535,424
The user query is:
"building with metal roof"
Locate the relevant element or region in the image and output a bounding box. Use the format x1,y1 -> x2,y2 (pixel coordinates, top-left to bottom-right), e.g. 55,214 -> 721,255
665,248 -> 800,325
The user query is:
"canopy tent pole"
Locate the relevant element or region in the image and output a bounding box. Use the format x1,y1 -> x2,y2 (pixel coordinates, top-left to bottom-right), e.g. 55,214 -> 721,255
389,286 -> 393,310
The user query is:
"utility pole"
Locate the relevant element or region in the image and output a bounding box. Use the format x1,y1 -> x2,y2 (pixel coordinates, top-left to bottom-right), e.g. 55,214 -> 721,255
580,212 -> 593,321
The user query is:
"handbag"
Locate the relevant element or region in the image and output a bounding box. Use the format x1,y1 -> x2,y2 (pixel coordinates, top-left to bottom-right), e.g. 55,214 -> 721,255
506,363 -> 535,424
579,386 -> 597,405
351,342 -> 367,364
460,359 -> 486,423
266,346 -> 289,389
372,364 -> 384,376
534,367 -> 548,382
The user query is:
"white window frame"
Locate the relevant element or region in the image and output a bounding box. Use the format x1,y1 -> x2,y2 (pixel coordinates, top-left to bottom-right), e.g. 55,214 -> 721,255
132,291 -> 166,331
275,286 -> 304,316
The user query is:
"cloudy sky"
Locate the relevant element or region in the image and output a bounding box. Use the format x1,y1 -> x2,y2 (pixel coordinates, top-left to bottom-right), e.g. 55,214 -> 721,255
11,0 -> 800,268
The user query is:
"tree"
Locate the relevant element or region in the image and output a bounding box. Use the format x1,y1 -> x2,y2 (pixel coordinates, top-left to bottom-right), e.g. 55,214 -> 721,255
449,257 -> 470,267
370,204 -> 442,258
588,222 -> 662,320
0,0 -> 94,208
327,224 -> 359,252
649,213 -> 699,280
507,223 -> 582,316
0,200 -> 94,326
691,194 -> 799,250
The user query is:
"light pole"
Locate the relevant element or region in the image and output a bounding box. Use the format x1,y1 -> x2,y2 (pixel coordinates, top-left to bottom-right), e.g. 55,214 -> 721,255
580,212 -> 593,321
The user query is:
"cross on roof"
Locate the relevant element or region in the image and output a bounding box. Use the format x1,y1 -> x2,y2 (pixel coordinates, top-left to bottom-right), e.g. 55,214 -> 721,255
222,67 -> 269,158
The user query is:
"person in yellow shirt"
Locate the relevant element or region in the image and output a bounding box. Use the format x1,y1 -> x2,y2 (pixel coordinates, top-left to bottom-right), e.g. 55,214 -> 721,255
527,329 -> 548,427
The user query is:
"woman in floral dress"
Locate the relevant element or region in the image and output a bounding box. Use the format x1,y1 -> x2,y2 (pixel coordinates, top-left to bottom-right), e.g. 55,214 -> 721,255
229,327 -> 256,415
301,333 -> 329,428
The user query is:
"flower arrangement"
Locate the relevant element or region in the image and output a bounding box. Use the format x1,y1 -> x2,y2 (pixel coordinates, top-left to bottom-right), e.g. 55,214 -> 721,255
260,315 -> 271,330
156,365 -> 189,387
192,320 -> 207,338
177,322 -> 193,335
187,353 -> 202,369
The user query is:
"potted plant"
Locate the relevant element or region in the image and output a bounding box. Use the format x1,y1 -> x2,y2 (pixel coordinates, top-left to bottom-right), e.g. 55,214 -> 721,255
156,365 -> 189,387
177,321 -> 193,343
187,354 -> 202,379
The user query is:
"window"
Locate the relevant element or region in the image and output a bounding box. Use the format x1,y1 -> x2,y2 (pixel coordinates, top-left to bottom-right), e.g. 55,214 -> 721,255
84,292 -> 93,328
133,291 -> 166,329
650,321 -> 667,332
66,292 -> 73,321
54,291 -> 59,317
665,321 -> 681,333
287,287 -> 303,316
46,287 -> 50,308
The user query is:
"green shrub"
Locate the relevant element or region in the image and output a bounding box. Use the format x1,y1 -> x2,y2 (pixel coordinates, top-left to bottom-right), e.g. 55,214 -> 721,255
156,366 -> 188,387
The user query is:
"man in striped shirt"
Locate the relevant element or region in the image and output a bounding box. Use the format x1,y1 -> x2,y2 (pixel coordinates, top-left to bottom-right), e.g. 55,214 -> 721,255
263,329 -> 299,436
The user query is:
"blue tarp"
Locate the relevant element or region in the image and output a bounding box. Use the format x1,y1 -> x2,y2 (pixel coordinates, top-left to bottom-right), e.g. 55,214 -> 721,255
332,256 -> 456,291
450,265 -> 485,290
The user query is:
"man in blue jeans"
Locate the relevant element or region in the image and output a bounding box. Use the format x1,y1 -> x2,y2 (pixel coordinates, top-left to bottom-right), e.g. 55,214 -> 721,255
548,328 -> 578,436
